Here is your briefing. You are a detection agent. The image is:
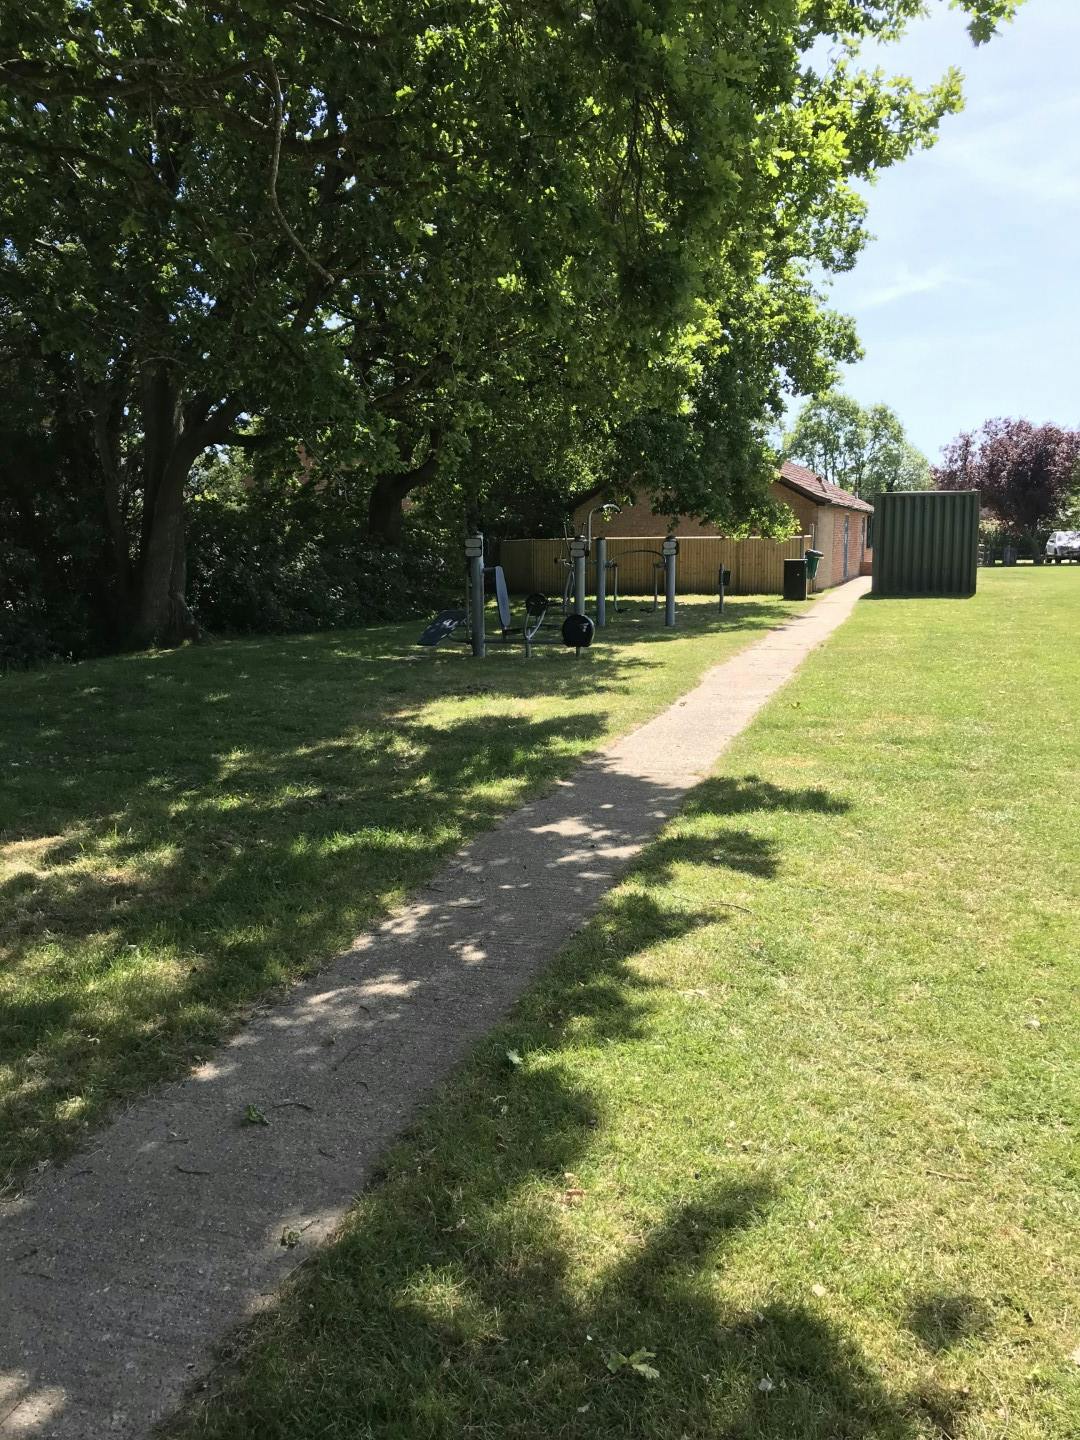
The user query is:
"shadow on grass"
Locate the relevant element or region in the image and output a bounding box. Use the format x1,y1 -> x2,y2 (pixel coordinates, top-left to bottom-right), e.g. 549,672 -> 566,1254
630,774 -> 850,884
0,598 -> 797,1184
2,765 -> 862,1438
905,1292 -> 993,1353
167,842 -> 914,1440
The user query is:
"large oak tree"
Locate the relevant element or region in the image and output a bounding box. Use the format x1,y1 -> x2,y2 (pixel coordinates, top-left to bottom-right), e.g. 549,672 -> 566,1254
1,1 -> 1020,642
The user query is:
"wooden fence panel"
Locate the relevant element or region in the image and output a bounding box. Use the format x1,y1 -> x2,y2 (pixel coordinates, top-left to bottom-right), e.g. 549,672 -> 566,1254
497,535 -> 810,596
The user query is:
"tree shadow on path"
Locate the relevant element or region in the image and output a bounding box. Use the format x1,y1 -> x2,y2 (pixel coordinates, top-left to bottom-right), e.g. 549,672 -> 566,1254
164,773 -> 917,1440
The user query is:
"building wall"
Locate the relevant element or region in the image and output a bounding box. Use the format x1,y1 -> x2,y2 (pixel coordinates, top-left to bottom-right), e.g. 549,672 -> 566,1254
571,481 -> 812,539
775,484 -> 820,543
806,507 -> 871,591
831,509 -> 851,587
814,507 -> 837,590
567,486 -> 871,592
569,494 -> 722,538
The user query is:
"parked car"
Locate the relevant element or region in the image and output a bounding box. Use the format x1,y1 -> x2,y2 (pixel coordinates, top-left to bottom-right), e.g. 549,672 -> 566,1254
1045,531 -> 1080,563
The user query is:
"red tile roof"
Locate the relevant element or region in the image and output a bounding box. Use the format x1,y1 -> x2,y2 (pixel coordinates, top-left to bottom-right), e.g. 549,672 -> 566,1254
778,460 -> 875,513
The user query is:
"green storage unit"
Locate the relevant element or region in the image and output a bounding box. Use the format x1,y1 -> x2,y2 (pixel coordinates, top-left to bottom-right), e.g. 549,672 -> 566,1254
871,490 -> 979,598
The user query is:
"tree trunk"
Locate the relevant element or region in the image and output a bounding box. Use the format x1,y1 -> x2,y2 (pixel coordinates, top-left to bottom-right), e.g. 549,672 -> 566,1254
367,473 -> 411,545
366,439 -> 442,544
135,456 -> 202,644
87,383 -> 134,624
132,365 -> 209,645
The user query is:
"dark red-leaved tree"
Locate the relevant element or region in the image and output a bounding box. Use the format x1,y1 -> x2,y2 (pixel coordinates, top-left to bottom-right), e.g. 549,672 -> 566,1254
935,419 -> 1080,549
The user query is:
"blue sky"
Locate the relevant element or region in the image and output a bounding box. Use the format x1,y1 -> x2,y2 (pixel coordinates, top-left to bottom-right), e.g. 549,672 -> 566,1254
822,0 -> 1080,462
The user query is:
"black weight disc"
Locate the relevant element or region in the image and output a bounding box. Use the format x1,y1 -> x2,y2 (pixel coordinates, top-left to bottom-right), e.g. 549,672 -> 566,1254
561,613 -> 595,649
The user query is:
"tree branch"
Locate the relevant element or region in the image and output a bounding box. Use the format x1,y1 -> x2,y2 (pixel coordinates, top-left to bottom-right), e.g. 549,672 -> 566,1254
264,61 -> 337,285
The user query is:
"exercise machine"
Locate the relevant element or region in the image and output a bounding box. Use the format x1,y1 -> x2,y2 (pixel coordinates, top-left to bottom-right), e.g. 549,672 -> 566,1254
646,536 -> 678,627
418,534 -> 595,658
557,502 -> 623,625
417,534 -> 510,655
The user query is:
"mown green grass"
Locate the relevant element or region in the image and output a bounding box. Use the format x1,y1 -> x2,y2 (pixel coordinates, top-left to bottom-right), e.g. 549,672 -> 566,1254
0,595 -> 801,1188
172,569 -> 1078,1440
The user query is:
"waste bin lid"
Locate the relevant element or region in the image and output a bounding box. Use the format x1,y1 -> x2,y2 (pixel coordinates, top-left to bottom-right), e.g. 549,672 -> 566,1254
804,549 -> 824,558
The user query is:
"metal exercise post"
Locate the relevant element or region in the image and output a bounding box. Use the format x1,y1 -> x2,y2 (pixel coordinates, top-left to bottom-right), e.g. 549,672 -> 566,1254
595,535 -> 607,627
570,535 -> 588,616
662,535 -> 678,628
465,533 -> 485,657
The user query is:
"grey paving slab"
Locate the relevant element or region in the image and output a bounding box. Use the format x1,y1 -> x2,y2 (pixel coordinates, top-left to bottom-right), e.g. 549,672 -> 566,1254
0,578 -> 869,1438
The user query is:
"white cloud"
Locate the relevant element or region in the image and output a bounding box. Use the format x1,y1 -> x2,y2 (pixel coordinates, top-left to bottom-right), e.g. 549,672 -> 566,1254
853,264 -> 955,311
928,93 -> 1080,208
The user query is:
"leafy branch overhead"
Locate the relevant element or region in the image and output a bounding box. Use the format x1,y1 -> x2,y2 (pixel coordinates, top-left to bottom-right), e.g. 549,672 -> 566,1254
0,1 -> 1022,647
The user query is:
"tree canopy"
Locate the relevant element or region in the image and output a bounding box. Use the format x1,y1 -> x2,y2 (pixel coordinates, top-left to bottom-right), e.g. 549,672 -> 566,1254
935,418 -> 1080,542
1,0 -> 1021,647
782,390 -> 931,499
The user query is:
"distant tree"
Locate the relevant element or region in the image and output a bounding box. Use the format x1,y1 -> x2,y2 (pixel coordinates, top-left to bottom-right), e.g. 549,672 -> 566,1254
782,392 -> 930,499
935,419 -> 1080,549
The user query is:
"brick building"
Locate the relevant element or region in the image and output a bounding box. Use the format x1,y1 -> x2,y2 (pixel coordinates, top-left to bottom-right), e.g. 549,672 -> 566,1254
571,460 -> 873,591
774,461 -> 874,589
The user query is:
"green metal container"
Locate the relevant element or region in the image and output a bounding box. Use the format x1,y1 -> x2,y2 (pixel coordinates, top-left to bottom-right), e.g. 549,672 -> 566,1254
871,490 -> 979,598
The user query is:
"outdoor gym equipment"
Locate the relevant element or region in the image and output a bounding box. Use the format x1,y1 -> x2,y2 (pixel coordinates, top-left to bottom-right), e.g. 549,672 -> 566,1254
522,592 -> 550,658
569,535 -> 588,617
418,609 -> 468,646
465,532 -> 486,656
585,502 -> 621,629
662,535 -> 677,627
561,612 -> 595,655
558,503 -> 623,626
418,533 -> 510,656
418,534 -> 599,659
648,536 -> 679,627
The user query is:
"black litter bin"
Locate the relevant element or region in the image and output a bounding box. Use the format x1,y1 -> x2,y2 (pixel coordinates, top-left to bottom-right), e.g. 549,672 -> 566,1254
783,557 -> 808,601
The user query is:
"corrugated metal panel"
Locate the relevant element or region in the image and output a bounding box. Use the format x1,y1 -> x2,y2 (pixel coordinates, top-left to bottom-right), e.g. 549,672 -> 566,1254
497,535 -> 811,596
871,491 -> 979,597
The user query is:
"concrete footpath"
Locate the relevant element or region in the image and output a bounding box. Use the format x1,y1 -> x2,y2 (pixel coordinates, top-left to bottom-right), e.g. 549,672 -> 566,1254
0,578 -> 870,1439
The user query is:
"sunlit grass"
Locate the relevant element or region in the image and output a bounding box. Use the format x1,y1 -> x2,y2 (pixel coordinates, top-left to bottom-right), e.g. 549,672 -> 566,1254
171,569 -> 1078,1440
1,595 -> 800,1188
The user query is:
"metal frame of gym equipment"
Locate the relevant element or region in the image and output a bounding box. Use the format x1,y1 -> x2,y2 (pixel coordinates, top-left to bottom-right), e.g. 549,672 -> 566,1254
466,534 -> 595,658
422,522 -> 681,659
643,536 -> 678,627
417,535 -> 511,653
558,504 -> 624,625
560,519 -> 679,631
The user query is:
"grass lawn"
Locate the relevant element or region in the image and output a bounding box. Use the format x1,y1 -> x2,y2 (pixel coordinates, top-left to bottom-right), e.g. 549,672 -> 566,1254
0,594 -> 802,1189
171,569 -> 1078,1440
